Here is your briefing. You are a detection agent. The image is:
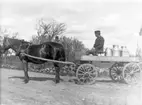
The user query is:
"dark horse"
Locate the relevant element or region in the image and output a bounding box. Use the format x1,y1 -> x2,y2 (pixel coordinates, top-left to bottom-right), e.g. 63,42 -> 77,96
2,37 -> 66,83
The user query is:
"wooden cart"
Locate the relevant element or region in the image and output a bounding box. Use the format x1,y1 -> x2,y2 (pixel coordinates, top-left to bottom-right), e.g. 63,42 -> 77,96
27,51 -> 142,85
75,53 -> 142,85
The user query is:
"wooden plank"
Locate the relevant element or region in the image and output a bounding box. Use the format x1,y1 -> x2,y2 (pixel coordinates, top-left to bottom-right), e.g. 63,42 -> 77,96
81,55 -> 140,62
75,51 -> 86,60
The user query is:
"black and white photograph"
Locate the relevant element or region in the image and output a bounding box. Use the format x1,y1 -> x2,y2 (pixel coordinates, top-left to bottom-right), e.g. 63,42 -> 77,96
0,0 -> 142,105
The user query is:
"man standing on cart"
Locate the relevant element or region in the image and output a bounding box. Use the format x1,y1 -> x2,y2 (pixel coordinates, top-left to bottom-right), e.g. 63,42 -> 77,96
54,36 -> 60,43
86,30 -> 105,56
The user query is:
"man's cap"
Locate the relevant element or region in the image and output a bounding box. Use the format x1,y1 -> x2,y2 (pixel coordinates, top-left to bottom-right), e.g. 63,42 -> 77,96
94,30 -> 101,34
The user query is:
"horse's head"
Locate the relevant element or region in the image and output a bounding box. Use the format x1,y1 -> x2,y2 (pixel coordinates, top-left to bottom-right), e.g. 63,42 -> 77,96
2,37 -> 30,54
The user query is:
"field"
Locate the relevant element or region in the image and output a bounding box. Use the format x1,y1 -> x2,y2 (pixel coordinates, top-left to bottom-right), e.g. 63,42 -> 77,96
1,68 -> 142,105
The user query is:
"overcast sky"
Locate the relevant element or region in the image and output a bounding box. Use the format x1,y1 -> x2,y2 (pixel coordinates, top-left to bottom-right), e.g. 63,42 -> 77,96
1,0 -> 142,54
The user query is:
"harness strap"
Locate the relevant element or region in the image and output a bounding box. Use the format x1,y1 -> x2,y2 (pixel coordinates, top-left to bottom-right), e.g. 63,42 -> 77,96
20,53 -> 75,65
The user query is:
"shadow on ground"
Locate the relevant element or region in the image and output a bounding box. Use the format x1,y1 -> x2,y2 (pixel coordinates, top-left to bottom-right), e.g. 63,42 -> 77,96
8,76 -> 126,85
96,79 -> 115,83
8,76 -> 64,82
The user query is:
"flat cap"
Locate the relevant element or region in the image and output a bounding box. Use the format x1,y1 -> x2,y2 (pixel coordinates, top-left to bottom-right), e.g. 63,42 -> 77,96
94,30 -> 101,34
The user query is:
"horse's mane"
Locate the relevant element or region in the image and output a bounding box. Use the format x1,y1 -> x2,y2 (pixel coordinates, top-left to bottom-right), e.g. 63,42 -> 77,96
4,37 -> 30,44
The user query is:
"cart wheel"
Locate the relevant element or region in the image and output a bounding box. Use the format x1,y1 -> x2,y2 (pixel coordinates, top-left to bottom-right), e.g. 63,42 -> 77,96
109,62 -> 125,82
123,63 -> 141,85
76,64 -> 99,85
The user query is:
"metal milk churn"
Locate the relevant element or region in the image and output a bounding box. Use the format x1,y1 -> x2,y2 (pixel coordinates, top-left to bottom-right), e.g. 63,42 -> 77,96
112,45 -> 120,56
120,46 -> 123,57
105,47 -> 112,56
121,46 -> 129,57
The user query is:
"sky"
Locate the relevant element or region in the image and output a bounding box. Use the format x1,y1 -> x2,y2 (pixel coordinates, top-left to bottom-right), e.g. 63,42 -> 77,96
1,0 -> 142,55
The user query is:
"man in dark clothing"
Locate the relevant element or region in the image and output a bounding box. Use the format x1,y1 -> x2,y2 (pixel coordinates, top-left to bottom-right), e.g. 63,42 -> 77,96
86,30 -> 105,56
55,36 -> 60,43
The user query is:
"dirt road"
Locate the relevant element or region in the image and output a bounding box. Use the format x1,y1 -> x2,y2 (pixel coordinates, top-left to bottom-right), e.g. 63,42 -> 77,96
1,68 -> 142,105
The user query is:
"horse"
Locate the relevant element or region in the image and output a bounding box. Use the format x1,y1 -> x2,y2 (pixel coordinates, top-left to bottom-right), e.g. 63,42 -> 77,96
2,37 -> 66,83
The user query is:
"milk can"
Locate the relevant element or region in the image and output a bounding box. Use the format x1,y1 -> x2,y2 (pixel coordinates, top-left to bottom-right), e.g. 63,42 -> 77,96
121,46 -> 129,57
105,48 -> 112,56
120,46 -> 123,56
112,45 -> 120,56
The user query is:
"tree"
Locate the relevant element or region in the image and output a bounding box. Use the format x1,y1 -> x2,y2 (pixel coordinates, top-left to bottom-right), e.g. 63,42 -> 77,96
32,18 -> 66,44
0,26 -> 7,45
60,36 -> 86,62
31,19 -> 87,62
0,26 -> 18,42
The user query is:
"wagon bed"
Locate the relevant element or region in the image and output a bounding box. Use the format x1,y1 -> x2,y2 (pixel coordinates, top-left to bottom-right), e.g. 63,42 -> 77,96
80,55 -> 140,62
75,53 -> 141,85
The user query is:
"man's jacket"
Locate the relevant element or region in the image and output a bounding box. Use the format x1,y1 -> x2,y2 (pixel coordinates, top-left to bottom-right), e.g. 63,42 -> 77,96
93,36 -> 104,52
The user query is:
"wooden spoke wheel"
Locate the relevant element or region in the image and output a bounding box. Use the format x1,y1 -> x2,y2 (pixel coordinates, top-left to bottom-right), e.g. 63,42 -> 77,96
123,63 -> 141,85
76,64 -> 99,85
109,62 -> 125,82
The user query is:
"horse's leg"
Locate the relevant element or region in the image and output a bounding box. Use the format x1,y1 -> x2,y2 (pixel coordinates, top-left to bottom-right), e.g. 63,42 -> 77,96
22,60 -> 29,83
54,63 -> 60,83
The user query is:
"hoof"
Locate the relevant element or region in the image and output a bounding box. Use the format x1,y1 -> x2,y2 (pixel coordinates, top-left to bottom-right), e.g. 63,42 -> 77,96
55,80 -> 60,83
24,79 -> 29,83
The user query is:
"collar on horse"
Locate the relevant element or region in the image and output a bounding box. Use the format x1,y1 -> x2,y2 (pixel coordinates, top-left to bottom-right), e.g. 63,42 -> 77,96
16,41 -> 32,56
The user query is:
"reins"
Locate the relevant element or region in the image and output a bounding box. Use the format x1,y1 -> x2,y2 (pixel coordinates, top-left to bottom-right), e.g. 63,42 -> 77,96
20,53 -> 75,65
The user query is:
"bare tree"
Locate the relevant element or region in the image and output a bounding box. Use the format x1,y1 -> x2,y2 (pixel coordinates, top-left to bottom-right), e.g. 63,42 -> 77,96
33,18 -> 66,44
0,26 -> 18,40
0,26 -> 7,45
